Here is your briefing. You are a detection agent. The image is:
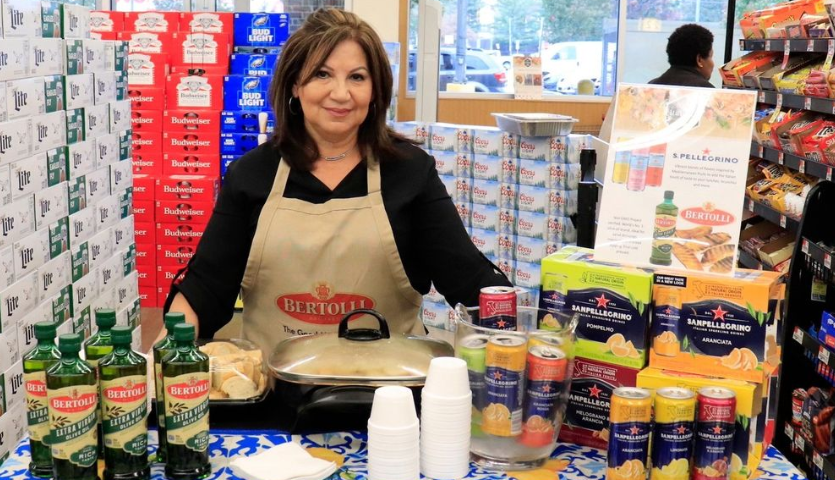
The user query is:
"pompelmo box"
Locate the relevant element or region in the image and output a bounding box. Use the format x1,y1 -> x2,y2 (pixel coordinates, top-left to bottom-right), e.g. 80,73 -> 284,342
649,269 -> 784,383
233,13 -> 289,47
539,246 -> 653,369
223,75 -> 270,111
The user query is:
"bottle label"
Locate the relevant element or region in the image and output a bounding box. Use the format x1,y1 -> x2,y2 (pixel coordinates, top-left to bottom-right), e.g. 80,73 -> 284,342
24,371 -> 50,442
164,372 -> 210,453
154,362 -> 165,427
653,213 -> 677,253
47,384 -> 99,468
102,375 -> 148,455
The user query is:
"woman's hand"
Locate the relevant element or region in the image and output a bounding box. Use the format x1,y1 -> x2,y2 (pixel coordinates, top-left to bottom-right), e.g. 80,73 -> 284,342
152,293 -> 201,344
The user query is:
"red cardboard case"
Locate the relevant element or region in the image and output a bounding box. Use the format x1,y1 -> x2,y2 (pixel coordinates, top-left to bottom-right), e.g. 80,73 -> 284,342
135,243 -> 156,266
134,222 -> 156,244
155,200 -> 213,225
129,87 -> 166,110
131,110 -> 164,132
157,265 -> 183,290
139,285 -> 157,308
155,175 -> 219,203
137,269 -> 155,287
156,222 -> 208,245
132,200 -> 155,224
171,32 -> 231,67
127,54 -> 170,87
163,131 -> 221,155
132,174 -> 155,200
164,110 -> 221,132
180,12 -> 234,34
91,11 -> 125,33
166,74 -> 224,111
157,243 -> 196,266
163,153 -> 221,175
132,132 -> 162,155
132,154 -> 163,175
118,32 -> 173,54
124,12 -> 181,33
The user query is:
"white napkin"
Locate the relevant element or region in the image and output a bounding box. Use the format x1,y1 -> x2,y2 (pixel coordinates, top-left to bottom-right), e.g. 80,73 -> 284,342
229,442 -> 338,480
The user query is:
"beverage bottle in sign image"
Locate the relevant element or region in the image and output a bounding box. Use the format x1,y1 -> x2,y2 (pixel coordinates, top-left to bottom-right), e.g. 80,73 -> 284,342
646,144 -> 666,187
99,326 -> 150,480
627,148 -> 649,192
162,324 -> 212,480
650,191 -> 678,266
47,334 -> 100,480
85,309 -> 117,456
612,138 -> 631,184
153,312 -> 186,463
23,322 -> 63,477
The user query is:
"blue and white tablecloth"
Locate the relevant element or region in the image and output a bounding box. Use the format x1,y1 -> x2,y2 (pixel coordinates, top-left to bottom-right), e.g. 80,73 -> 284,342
0,430 -> 805,480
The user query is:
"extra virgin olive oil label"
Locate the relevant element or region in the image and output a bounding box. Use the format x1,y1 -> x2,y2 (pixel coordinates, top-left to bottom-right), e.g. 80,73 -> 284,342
164,372 -> 210,453
154,362 -> 165,428
48,384 -> 99,468
25,371 -> 50,441
101,375 -> 148,455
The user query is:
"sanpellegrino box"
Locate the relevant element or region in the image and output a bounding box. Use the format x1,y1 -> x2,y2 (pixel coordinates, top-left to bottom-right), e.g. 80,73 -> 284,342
233,13 -> 289,47
539,246 -> 653,369
230,54 -> 279,77
224,75 -> 271,111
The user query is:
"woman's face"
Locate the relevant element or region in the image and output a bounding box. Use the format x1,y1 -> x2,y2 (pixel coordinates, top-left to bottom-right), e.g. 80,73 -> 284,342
697,48 -> 715,80
293,39 -> 374,144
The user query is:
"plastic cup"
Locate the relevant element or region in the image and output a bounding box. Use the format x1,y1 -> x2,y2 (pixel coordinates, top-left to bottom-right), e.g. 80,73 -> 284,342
421,462 -> 469,480
369,386 -> 418,428
423,357 -> 470,397
422,390 -> 473,404
368,419 -> 420,432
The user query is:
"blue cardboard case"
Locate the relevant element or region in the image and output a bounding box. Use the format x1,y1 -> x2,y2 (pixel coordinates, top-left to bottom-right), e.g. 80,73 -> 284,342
233,13 -> 289,47
223,75 -> 271,111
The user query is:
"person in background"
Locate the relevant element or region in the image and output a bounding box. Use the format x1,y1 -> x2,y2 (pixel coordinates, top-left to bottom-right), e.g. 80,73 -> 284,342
649,24 -> 715,88
163,8 -> 510,354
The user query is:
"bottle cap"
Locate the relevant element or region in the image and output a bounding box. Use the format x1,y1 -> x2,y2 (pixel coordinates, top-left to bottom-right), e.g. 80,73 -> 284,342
95,309 -> 117,329
173,323 -> 195,343
664,190 -> 674,200
164,312 -> 186,332
111,326 -> 133,345
34,322 -> 57,341
58,334 -> 82,354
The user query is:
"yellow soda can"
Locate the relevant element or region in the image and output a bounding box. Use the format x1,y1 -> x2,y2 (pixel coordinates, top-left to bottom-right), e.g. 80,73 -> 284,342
482,335 -> 527,437
606,387 -> 652,480
651,387 -> 696,480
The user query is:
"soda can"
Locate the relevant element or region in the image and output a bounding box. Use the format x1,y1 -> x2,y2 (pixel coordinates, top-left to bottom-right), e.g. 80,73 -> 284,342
482,334 -> 527,437
651,286 -> 682,357
479,286 -> 517,330
651,387 -> 696,480
792,388 -> 807,427
693,387 -> 736,480
458,334 -> 488,411
538,272 -> 566,330
607,387 -> 652,480
612,150 -> 630,184
520,345 -> 568,448
627,148 -> 649,192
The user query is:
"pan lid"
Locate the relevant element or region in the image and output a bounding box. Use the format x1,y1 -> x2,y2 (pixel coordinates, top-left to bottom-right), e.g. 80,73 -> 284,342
268,309 -> 454,386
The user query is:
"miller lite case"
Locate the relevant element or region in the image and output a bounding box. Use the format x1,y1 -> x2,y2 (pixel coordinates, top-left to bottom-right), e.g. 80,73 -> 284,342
2,0 -> 42,38
233,13 -> 289,47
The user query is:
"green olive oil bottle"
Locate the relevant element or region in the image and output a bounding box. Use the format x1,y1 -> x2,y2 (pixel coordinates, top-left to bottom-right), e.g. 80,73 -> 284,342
99,326 -> 150,480
152,312 -> 185,464
46,334 -> 100,480
650,190 -> 679,266
85,309 -> 117,457
24,322 -> 63,478
162,324 -> 211,480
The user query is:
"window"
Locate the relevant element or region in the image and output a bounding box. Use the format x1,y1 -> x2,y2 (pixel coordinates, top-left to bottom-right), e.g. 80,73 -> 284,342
407,0 -> 619,96
729,0 -> 783,62
115,0 -> 184,10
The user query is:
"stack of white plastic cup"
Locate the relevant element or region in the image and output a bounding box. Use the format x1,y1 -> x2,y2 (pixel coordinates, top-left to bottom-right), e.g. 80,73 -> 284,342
367,386 -> 420,480
420,357 -> 472,479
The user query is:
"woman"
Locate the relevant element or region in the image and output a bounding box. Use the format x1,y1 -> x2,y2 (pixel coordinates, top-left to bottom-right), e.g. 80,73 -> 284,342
649,24 -> 715,88
164,8 -> 510,354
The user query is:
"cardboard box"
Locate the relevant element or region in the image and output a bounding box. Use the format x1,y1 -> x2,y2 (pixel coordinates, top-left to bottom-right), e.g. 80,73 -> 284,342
82,39 -> 107,75
33,181 -> 68,231
127,53 -> 169,87
42,75 -> 63,114
223,75 -> 270,111
67,139 -> 96,179
539,246 -> 654,369
558,357 -> 640,449
9,154 -> 48,201
131,109 -> 163,132
169,65 -> 228,76
118,31 -> 172,54
95,132 -> 119,168
163,153 -> 220,175
115,42 -> 129,74
1,361 -> 24,413
116,271 -> 139,308
61,4 -> 91,40
18,298 -> 54,357
0,195 -> 34,249
72,266 -> 99,314
156,264 -> 182,290
12,228 -> 50,278
29,38 -> 64,76
0,164 -> 8,206
72,304 -> 91,337
2,0 -> 42,38
164,131 -> 221,155
156,222 -> 207,245
233,46 -> 281,55
109,100 -> 131,133
90,11 -> 124,33
98,251 -> 124,293
45,147 -> 67,188
220,133 -> 260,156
45,217 -> 69,260
64,73 -> 94,110
171,32 -> 230,67
155,175 -> 218,203
40,1 -> 61,39
94,195 -> 120,232
131,199 -> 153,224
65,107 -> 84,145
0,38 -> 29,81
134,221 -> 154,245
136,266 -> 153,287
124,12 -> 179,33
91,31 -> 117,41
230,53 -> 279,77
180,12 -> 233,33
0,273 -> 38,329
84,166 -> 110,204
156,243 -> 195,267
84,103 -> 110,139
132,174 -> 153,200
38,251 -> 71,304
0,246 -> 12,290
131,153 -> 162,176
65,39 -> 84,75
93,71 -> 117,105
132,131 -> 161,155
118,129 -> 131,161
31,110 -> 67,154
221,110 -> 275,134
166,74 -> 223,110
649,269 -> 783,383
0,117 -> 32,165
87,227 -> 113,272
68,207 -> 96,251
121,244 -> 136,277
232,13 -> 289,47
165,109 -> 220,132
138,285 -> 155,307
134,243 -> 153,267
109,161 -> 132,194
112,215 -> 134,250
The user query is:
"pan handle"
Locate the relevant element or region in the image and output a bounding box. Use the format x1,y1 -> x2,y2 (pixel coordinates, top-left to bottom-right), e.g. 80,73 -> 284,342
338,309 -> 391,341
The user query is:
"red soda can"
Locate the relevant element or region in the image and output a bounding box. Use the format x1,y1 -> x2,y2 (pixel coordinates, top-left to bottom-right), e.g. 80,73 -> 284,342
479,286 -> 517,330
693,387 -> 736,480
792,388 -> 807,427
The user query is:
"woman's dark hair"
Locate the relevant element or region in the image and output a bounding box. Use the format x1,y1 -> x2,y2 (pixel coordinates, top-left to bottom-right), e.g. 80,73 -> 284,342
666,24 -> 714,67
269,8 -> 408,170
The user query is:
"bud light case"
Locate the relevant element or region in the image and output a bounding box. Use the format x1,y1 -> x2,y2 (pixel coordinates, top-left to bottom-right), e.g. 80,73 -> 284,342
233,46 -> 282,55
220,133 -> 259,156
230,54 -> 279,77
224,75 -> 270,111
233,13 -> 289,47
221,110 -> 275,134
221,155 -> 240,178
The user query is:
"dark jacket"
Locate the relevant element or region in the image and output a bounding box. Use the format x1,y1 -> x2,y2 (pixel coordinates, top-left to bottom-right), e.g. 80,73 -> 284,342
649,66 -> 714,88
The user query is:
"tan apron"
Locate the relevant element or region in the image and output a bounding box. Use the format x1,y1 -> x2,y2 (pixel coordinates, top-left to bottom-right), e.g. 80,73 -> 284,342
240,157 -> 425,355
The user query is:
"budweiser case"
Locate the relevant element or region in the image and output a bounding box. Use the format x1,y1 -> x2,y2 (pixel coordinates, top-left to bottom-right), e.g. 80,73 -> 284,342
166,74 -> 224,111
155,175 -> 219,203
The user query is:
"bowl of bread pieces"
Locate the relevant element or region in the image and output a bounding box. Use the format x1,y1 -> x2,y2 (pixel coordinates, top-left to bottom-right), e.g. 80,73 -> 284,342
199,339 -> 269,402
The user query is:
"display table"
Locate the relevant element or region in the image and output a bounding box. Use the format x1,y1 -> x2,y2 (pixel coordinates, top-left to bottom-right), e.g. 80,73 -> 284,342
0,430 -> 805,480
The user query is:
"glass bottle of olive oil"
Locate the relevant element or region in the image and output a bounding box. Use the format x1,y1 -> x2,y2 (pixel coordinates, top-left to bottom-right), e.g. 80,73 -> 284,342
24,321 -> 62,478
46,334 -> 100,480
162,324 -> 211,480
99,326 -> 150,480
152,312 -> 185,464
85,309 -> 117,457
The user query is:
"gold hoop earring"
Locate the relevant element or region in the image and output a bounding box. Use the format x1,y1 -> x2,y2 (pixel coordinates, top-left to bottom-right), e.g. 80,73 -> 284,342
288,97 -> 300,115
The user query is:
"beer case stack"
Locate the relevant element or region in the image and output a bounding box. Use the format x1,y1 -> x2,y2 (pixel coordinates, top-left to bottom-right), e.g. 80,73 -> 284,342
0,0 -> 140,461
94,11 -> 234,307
220,13 -> 289,179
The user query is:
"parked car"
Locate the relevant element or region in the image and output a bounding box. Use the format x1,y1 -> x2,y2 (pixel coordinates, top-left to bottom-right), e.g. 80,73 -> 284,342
541,41 -> 603,94
408,48 -> 508,93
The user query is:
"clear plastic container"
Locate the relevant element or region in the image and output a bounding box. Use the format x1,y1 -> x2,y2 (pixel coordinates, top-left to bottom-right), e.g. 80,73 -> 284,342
198,338 -> 268,402
453,305 -> 578,471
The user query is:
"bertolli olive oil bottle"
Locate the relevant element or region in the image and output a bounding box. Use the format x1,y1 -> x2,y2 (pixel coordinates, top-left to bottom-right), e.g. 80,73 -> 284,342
152,312 -> 185,463
23,322 -> 62,477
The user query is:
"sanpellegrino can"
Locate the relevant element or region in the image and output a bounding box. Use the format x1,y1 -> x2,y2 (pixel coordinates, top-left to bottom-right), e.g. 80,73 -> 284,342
693,387 -> 736,480
520,345 -> 567,448
479,286 -> 517,330
458,334 -> 488,411
482,335 -> 526,437
607,387 -> 651,480
651,387 -> 696,480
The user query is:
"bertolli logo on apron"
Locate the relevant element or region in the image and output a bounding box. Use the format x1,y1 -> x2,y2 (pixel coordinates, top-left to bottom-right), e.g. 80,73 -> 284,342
276,282 -> 375,325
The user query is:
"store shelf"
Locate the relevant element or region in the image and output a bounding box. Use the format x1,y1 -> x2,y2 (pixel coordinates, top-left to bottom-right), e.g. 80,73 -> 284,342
744,196 -> 801,231
741,38 -> 835,53
792,325 -> 835,370
751,88 -> 835,117
738,249 -> 765,270
802,237 -> 835,269
750,142 -> 833,180
782,420 -> 835,479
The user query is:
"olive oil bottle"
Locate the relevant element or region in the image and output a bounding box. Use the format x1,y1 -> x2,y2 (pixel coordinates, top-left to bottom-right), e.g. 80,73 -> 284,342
650,190 -> 679,266
86,309 -> 117,456
152,312 -> 185,463
99,326 -> 150,480
46,334 -> 100,480
23,322 -> 62,478
162,324 -> 211,480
